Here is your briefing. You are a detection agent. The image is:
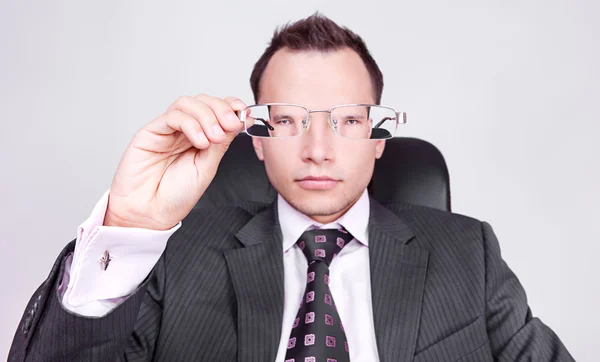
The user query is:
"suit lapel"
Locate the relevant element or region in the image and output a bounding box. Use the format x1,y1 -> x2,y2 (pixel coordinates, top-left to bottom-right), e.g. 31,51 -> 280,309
224,203 -> 284,362
369,199 -> 430,362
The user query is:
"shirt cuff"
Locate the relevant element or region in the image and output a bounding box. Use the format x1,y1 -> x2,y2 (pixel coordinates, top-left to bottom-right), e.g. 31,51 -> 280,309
64,189 -> 181,308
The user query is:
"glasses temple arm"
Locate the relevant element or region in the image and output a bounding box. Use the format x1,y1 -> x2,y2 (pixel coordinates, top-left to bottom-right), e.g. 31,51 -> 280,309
235,110 -> 276,131
254,118 -> 275,131
374,117 -> 393,129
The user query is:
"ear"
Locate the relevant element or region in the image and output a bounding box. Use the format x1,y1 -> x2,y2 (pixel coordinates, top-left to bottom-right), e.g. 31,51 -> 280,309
252,137 -> 264,161
374,139 -> 386,159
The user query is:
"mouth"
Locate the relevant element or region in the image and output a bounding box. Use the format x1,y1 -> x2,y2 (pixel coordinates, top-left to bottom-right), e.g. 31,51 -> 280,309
296,176 -> 340,190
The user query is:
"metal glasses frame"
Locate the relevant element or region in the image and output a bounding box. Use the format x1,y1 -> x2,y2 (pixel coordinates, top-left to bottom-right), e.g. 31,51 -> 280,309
236,103 -> 407,139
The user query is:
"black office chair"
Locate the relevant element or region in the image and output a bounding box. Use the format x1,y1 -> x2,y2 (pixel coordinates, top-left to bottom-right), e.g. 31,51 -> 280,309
196,133 -> 451,212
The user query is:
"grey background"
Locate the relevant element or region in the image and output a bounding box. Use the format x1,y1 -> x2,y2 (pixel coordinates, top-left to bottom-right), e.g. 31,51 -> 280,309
1,0 -> 598,360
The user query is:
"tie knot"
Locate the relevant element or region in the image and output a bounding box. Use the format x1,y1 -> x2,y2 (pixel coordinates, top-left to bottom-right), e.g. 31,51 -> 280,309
296,228 -> 353,266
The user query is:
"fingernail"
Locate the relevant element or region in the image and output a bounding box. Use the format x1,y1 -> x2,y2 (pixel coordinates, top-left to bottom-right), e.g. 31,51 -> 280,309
197,132 -> 208,146
212,123 -> 225,136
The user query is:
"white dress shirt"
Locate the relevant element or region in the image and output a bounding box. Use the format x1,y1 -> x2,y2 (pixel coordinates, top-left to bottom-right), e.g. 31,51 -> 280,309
61,189 -> 379,361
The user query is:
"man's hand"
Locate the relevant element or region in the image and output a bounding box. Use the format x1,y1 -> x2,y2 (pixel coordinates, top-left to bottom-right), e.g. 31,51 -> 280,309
103,95 -> 246,230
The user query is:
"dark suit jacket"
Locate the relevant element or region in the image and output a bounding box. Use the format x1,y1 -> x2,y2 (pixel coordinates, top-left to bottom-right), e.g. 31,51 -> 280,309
10,198 -> 574,361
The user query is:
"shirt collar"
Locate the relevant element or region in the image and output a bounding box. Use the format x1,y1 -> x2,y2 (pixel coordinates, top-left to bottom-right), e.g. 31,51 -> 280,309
278,188 -> 370,252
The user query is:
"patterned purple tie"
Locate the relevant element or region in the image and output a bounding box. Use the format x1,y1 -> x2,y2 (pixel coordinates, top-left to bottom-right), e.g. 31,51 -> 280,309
285,228 -> 353,362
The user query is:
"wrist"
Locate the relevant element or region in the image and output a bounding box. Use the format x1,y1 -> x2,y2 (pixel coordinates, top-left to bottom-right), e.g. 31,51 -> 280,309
103,208 -> 174,231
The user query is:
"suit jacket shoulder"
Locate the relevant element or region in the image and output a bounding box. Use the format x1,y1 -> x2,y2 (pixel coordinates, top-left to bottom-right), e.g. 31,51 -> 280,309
378,201 -> 486,252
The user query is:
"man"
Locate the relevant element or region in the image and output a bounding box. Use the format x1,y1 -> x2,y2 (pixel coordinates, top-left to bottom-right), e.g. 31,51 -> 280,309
10,14 -> 573,362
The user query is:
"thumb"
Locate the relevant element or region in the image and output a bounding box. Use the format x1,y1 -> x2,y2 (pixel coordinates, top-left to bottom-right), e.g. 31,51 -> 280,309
222,118 -> 244,145
220,96 -> 247,144
213,119 -> 245,157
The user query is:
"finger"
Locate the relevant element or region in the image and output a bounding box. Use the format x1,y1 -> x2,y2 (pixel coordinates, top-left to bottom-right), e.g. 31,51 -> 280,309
180,117 -> 210,149
195,94 -> 245,133
155,110 -> 209,149
170,96 -> 227,143
223,96 -> 247,111
224,96 -> 248,130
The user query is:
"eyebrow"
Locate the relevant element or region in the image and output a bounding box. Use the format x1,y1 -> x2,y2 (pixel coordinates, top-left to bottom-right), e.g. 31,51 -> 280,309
272,113 -> 301,121
339,114 -> 367,119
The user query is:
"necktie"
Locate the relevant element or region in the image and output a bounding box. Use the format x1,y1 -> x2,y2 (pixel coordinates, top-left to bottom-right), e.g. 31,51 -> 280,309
285,228 -> 354,362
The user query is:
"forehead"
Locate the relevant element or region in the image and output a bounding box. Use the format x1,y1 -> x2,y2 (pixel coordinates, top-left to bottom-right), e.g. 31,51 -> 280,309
258,47 -> 375,108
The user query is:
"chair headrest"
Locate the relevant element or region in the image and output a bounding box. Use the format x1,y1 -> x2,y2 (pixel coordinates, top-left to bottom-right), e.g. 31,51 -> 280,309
196,134 -> 451,211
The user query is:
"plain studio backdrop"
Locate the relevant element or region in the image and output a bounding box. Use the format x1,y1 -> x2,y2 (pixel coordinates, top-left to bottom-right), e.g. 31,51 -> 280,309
1,0 -> 598,360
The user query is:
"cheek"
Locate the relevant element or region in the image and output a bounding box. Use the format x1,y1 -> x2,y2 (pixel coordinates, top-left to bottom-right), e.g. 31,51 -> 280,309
262,143 -> 295,182
337,143 -> 376,178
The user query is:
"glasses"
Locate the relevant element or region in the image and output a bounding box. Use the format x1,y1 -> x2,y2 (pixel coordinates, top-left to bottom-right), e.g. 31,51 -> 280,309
236,103 -> 407,140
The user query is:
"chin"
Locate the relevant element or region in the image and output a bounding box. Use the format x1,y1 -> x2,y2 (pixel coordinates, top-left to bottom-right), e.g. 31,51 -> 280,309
298,203 -> 344,217
286,189 -> 351,218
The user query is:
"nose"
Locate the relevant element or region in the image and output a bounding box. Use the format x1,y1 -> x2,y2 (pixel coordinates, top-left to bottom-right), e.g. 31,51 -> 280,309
300,111 -> 336,165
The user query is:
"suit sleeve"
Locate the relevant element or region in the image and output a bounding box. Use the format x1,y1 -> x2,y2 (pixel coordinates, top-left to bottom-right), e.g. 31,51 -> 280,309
482,222 -> 575,361
8,239 -> 166,362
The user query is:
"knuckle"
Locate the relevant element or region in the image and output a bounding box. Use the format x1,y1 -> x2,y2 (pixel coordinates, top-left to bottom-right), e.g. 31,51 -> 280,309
195,101 -> 210,111
224,96 -> 246,110
193,93 -> 211,101
174,95 -> 194,108
165,109 -> 182,119
133,127 -> 152,143
224,96 -> 241,103
176,95 -> 192,103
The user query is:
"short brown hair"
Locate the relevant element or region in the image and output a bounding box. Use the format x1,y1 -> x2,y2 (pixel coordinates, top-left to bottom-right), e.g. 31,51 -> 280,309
250,13 -> 384,104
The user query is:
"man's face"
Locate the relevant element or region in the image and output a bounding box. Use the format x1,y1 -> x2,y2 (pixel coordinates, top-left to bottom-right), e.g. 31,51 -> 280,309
252,47 -> 386,223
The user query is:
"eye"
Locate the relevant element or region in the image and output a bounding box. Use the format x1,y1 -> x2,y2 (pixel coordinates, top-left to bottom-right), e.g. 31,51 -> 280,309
346,119 -> 360,125
276,118 -> 292,125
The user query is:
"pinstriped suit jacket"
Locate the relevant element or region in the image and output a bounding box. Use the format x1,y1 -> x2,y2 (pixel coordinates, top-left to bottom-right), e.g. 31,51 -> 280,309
10,198 -> 574,361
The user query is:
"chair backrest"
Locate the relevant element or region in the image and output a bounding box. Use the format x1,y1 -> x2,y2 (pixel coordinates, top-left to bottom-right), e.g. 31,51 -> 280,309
196,133 -> 451,211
